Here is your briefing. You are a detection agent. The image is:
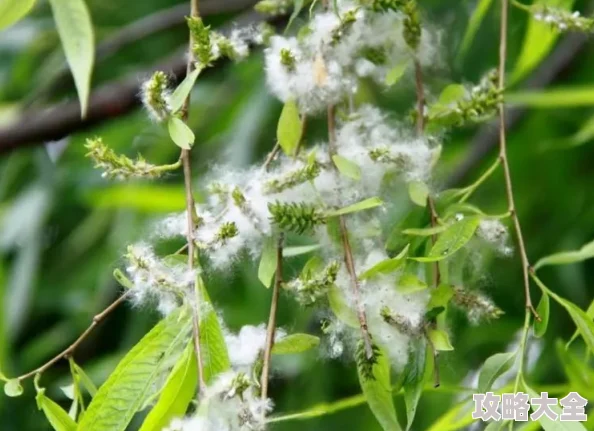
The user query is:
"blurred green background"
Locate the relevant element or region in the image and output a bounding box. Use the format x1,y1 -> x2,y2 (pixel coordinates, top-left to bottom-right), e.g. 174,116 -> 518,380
1,0 -> 594,429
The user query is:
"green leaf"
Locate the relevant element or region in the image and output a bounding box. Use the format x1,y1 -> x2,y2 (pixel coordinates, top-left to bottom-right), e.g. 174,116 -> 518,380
533,293 -> 550,338
272,334 -> 320,354
86,184 -> 187,213
555,340 -> 594,400
534,238 -> 594,270
385,63 -> 408,86
283,244 -> 321,257
168,117 -> 195,150
438,84 -> 466,105
411,216 -> 481,262
523,379 -> 587,431
277,100 -> 302,156
567,298 -> 594,347
403,340 -> 431,430
77,308 -> 192,431
402,225 -> 449,236
113,269 -> 133,290
328,285 -> 359,328
170,69 -> 201,114
427,284 -> 454,309
285,0 -> 305,32
139,343 -> 197,431
71,362 -> 97,396
457,0 -> 494,60
427,329 -> 454,351
196,274 -> 231,383
0,0 -> 36,31
4,379 -> 23,397
477,352 -> 516,393
36,389 -> 77,431
48,0 -> 94,118
332,155 -> 361,180
359,245 -> 409,280
268,392 -> 367,423
407,181 -> 429,207
506,86 -> 594,108
258,237 -> 277,288
358,347 -> 402,431
325,197 -> 383,217
397,273 -> 428,294
510,0 -> 575,84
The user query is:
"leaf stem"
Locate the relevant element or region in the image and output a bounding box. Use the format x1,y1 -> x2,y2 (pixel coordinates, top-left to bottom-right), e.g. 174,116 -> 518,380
459,158 -> 501,203
182,0 -> 207,394
16,292 -> 130,381
497,0 -> 539,320
261,234 -> 284,400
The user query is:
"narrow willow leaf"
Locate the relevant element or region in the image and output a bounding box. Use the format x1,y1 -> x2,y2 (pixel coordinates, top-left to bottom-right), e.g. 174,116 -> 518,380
402,225 -> 449,236
567,298 -> 594,347
196,274 -> 231,382
532,275 -> 594,354
397,273 -> 428,294
268,392 -> 367,423
555,340 -> 594,399
277,100 -> 302,156
0,0 -> 36,31
168,117 -> 195,150
4,379 -> 23,397
328,285 -> 359,328
533,293 -> 550,338
407,181 -> 429,207
427,329 -> 454,351
72,361 -> 97,396
427,284 -> 454,309
359,245 -> 409,280
78,308 -> 192,431
510,0 -> 575,84
523,380 -> 587,431
412,216 -> 481,262
272,334 -> 320,354
139,343 -> 197,431
282,244 -> 320,257
48,0 -> 94,118
170,68 -> 201,114
258,237 -> 277,288
113,268 -> 133,289
385,63 -> 407,86
325,197 -> 383,217
403,340 -> 431,430
332,155 -> 361,180
534,238 -> 594,270
36,389 -> 77,431
438,84 -> 466,104
457,0 -> 494,60
358,347 -> 402,431
506,86 -> 594,108
477,352 -> 516,393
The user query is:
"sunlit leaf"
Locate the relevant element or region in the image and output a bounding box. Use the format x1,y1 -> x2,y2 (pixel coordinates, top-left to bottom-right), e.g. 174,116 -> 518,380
36,388 -> 77,431
48,0 -> 94,118
283,244 -> 321,257
277,100 -> 302,156
397,273 -> 428,294
533,293 -> 550,338
168,117 -> 195,150
534,238 -> 594,270
402,225 -> 449,236
403,340 -> 431,430
506,86 -> 594,108
427,329 -> 454,351
359,245 -> 409,280
0,0 -> 36,31
258,237 -> 277,288
358,347 -> 402,431
386,63 -> 408,86
139,343 -> 197,431
272,334 -> 320,354
326,197 -> 383,217
457,0 -> 494,60
328,285 -> 359,328
427,284 -> 454,309
170,69 -> 201,114
477,352 -> 516,393
78,308 -> 192,431
438,84 -> 466,105
411,216 -> 481,262
86,184 -> 186,213
332,155 -> 361,180
408,181 -> 429,207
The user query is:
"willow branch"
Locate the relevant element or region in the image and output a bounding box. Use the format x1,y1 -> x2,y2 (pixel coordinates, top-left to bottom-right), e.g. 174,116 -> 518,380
16,292 -> 130,381
498,0 -> 538,319
184,0 -> 207,393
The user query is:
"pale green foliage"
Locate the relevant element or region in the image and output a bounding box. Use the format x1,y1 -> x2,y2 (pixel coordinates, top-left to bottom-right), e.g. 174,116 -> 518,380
0,0 -> 36,31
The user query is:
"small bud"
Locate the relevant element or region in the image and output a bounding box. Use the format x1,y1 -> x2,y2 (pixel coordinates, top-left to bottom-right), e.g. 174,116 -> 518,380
187,17 -> 214,67
215,222 -> 239,244
141,71 -> 171,122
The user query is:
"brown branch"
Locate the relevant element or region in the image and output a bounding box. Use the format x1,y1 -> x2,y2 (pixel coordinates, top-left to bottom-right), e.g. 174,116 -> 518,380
0,9 -> 275,154
260,234 -> 284,400
497,0 -> 538,319
16,292 -> 130,381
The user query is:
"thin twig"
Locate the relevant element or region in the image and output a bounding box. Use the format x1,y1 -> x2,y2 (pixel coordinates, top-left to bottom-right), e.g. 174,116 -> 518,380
183,0 -> 207,393
327,104 -> 374,359
17,292 -> 130,381
497,0 -> 539,320
261,234 -> 284,400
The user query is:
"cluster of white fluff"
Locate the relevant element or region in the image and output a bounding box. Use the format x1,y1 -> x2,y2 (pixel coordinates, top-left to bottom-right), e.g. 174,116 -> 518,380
224,324 -> 286,370
533,7 -> 592,32
477,219 -> 512,257
163,371 -> 272,431
264,0 -> 440,113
